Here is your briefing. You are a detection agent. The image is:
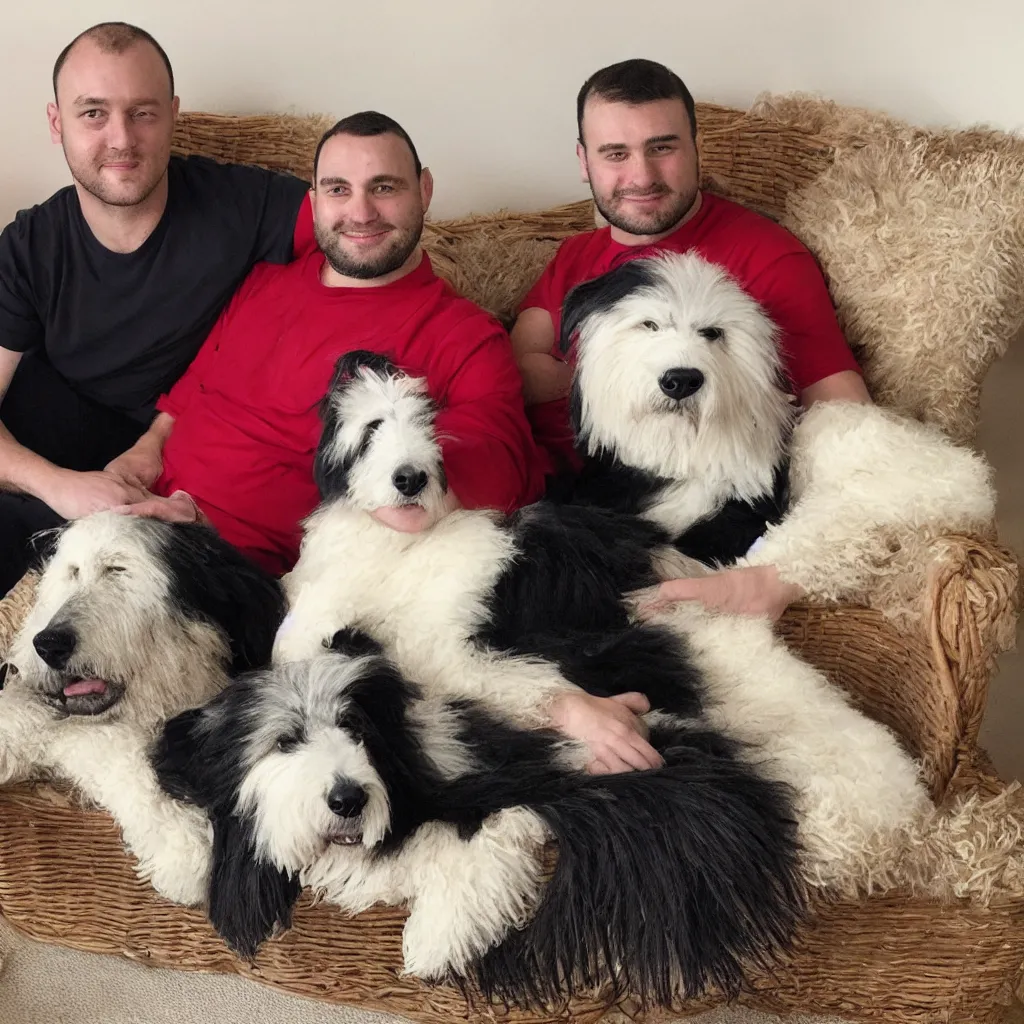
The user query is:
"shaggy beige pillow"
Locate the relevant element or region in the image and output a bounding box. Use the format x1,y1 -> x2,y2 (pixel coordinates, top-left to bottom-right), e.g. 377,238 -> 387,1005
752,95 -> 1024,445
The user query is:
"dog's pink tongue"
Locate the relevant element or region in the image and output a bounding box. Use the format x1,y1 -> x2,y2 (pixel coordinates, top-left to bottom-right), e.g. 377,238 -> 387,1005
371,506 -> 430,533
63,679 -> 107,698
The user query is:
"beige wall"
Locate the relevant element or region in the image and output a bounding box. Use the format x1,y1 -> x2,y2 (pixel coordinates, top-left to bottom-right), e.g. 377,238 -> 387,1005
2,0 -> 1024,224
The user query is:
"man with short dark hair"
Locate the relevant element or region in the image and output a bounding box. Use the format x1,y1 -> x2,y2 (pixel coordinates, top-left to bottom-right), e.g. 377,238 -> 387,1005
512,58 -> 870,621
0,22 -> 313,594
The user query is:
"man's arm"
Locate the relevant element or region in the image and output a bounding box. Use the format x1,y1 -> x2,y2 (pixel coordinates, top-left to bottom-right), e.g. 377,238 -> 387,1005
105,412 -> 175,489
0,348 -> 147,517
0,347 -> 50,493
801,369 -> 871,406
431,317 -> 549,512
510,308 -> 571,406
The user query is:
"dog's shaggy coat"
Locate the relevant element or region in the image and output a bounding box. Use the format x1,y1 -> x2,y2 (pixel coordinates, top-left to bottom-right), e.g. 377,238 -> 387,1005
0,512 -> 284,903
155,634 -> 806,1006
275,351 -> 930,905
555,251 -> 996,620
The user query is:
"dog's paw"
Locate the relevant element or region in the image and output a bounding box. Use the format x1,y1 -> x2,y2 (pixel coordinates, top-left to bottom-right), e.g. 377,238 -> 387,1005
402,909 -> 457,981
138,805 -> 213,906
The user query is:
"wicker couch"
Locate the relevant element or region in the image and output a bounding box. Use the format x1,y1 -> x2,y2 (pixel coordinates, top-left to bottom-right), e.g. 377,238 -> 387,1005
1,97 -> 1023,1024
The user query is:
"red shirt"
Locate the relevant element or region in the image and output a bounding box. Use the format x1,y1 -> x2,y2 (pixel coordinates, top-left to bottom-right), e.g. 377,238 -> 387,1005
155,251 -> 546,574
520,192 -> 860,468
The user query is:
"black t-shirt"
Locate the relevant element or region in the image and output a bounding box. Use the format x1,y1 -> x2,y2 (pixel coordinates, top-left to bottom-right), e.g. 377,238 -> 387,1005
0,155 -> 309,421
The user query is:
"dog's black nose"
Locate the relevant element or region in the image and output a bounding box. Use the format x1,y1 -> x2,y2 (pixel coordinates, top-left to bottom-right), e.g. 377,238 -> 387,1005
659,367 -> 705,400
392,465 -> 427,498
32,627 -> 77,670
327,780 -> 368,818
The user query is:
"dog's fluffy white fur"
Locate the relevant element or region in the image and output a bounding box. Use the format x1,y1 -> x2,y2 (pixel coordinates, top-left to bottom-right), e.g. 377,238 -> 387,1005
276,353 -> 930,897
0,512 -> 283,903
565,251 -> 795,537
739,400 -> 996,619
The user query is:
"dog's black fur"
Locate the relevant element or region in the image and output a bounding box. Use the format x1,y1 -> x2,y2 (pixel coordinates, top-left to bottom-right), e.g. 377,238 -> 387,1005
159,521 -> 287,673
154,634 -> 806,1007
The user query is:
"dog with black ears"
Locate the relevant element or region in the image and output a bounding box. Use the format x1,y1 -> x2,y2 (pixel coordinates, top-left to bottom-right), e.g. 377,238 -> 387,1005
555,249 -> 996,610
274,347 -> 928,895
154,626 -> 806,1007
0,512 -> 285,904
551,250 -> 794,567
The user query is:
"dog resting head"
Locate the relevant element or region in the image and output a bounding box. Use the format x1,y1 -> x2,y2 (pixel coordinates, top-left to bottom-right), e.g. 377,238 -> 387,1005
314,350 -> 449,531
8,512 -> 285,724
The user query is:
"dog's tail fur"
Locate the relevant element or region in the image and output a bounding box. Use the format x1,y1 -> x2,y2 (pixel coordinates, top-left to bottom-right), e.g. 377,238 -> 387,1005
466,727 -> 805,1008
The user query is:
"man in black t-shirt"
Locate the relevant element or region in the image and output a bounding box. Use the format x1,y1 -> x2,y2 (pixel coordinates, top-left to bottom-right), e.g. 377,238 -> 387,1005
0,22 -> 311,594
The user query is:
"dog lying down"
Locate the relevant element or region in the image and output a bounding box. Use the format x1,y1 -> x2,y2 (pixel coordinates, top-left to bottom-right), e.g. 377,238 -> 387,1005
154,629 -> 806,1008
0,512 -> 284,904
277,349 -> 930,889
555,250 -> 995,604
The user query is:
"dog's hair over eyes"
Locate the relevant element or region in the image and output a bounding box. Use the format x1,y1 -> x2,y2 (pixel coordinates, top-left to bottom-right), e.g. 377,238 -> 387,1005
313,350 -> 448,519
551,252 -> 796,564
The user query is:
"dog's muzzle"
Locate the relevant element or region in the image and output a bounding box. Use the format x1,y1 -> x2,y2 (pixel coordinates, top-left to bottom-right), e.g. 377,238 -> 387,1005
325,779 -> 368,846
659,367 -> 705,400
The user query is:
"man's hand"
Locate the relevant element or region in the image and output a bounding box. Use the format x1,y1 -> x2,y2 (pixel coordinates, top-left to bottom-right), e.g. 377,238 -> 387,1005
38,468 -> 148,520
637,564 -> 804,622
105,443 -> 163,490
113,490 -> 205,525
549,690 -> 664,774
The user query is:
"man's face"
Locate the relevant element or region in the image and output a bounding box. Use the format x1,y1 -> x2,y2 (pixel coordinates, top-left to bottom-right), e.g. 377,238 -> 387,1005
578,96 -> 699,239
48,39 -> 178,208
311,133 -> 432,281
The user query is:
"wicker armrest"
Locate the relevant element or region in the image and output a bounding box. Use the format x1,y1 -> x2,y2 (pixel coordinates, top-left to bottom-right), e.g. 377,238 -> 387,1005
926,534 -> 1022,749
778,532 -> 1020,800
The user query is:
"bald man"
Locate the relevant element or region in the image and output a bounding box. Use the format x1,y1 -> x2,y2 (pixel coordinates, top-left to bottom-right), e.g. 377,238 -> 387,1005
0,22 -> 313,594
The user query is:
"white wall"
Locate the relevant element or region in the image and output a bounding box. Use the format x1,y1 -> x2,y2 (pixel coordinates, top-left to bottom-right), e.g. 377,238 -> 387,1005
2,0 -> 1023,224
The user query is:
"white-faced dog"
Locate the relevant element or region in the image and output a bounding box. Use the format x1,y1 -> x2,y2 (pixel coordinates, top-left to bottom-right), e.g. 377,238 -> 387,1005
0,512 -> 284,904
556,250 -> 997,619
154,630 -> 806,1007
553,251 -> 795,566
276,351 -> 930,900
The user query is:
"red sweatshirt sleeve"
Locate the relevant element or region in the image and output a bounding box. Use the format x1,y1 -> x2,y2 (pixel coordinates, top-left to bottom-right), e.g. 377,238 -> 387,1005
746,251 -> 861,392
431,314 -> 548,512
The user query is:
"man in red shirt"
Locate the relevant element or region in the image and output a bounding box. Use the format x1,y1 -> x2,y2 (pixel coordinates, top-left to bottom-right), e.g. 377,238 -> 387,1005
512,59 -> 871,622
104,111 -> 547,575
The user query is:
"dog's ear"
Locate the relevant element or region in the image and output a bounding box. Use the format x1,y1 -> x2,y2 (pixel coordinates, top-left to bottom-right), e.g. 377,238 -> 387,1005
25,523 -> 69,575
314,350 -> 402,502
159,524 -> 286,673
558,258 -> 659,357
151,707 -> 208,805
207,811 -> 301,961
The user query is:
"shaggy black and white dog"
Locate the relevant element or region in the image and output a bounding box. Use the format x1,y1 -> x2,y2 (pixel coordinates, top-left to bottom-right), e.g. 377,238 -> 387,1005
551,251 -> 794,567
0,512 -> 284,903
276,349 -> 929,903
154,630 -> 805,1007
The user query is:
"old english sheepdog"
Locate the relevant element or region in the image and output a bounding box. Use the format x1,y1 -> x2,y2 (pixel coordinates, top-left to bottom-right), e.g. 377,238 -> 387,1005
552,251 -> 795,566
0,511 -> 285,904
154,631 -> 805,1006
555,250 -> 997,620
275,350 -> 930,899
